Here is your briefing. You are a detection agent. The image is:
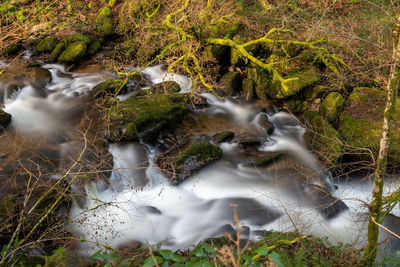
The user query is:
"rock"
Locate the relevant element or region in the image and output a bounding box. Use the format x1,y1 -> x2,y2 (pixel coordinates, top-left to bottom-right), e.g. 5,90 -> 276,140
32,67 -> 52,87
36,37 -> 57,53
303,111 -> 343,168
302,184 -> 348,219
339,87 -> 400,169
0,196 -> 16,242
150,81 -> 181,94
219,72 -> 240,97
107,93 -> 188,142
174,142 -> 223,182
252,152 -> 282,166
95,6 -> 114,36
239,139 -> 261,147
106,122 -> 139,143
0,43 -> 22,56
91,79 -> 127,97
258,114 -> 274,135
58,41 -> 87,63
247,63 -> 272,100
87,37 -> 101,56
287,99 -> 303,113
303,85 -> 330,101
203,44 -> 228,63
269,67 -> 321,99
319,92 -> 344,123
242,78 -> 254,101
50,42 -> 66,62
213,131 -> 234,143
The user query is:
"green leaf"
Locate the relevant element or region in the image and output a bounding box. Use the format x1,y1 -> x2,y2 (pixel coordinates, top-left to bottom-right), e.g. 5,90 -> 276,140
171,263 -> 185,267
160,250 -> 175,260
105,263 -> 112,267
161,261 -> 169,267
186,260 -> 214,267
269,251 -> 284,267
92,250 -> 109,261
254,244 -> 269,256
143,256 -> 164,267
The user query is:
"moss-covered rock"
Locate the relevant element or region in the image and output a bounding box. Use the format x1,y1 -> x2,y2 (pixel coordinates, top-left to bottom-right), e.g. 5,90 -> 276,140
242,78 -> 254,101
303,111 -> 343,168
50,42 -> 66,62
219,72 -> 240,97
0,109 -> 11,129
303,85 -> 330,101
174,142 -> 222,182
150,81 -> 182,94
0,197 -> 16,242
36,37 -> 57,53
269,67 -> 321,99
239,139 -> 261,147
338,87 -> 400,169
107,93 -> 188,142
253,152 -> 282,166
87,38 -> 101,56
91,79 -> 127,97
203,44 -> 228,63
247,64 -> 272,100
58,41 -> 87,63
319,92 -> 344,123
0,43 -> 22,56
213,131 -> 234,143
95,6 -> 114,36
287,99 -> 303,113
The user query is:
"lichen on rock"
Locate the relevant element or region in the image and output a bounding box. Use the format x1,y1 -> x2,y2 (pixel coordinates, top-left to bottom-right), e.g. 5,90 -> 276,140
319,92 -> 344,123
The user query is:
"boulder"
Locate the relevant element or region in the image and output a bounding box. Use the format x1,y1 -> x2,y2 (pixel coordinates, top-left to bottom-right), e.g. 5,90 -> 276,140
213,131 -> 234,143
269,67 -> 321,99
303,111 -> 343,168
0,43 -> 22,56
339,87 -> 400,169
319,92 -> 344,123
150,81 -> 181,94
258,114 -> 274,135
252,152 -> 282,166
107,93 -> 188,142
219,72 -> 240,97
36,37 -> 57,53
58,41 -> 87,63
91,79 -> 127,97
174,142 -> 222,182
287,99 -> 303,113
303,85 -> 330,101
247,64 -> 272,100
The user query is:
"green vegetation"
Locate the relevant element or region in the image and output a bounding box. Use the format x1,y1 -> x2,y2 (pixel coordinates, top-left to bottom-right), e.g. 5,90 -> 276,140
174,142 -> 222,167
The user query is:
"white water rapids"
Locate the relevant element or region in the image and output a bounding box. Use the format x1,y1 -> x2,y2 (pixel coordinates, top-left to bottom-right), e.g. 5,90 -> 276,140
1,63 -> 399,260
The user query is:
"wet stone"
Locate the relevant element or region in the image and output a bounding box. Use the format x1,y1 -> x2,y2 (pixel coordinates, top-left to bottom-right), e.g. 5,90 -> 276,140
213,131 -> 234,143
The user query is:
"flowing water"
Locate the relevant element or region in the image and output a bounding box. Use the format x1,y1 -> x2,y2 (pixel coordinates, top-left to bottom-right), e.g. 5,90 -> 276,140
1,61 -> 400,259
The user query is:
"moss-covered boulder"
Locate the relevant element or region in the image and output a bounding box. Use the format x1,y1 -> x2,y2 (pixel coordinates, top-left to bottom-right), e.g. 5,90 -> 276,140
36,37 -> 57,53
58,41 -> 87,63
303,85 -> 330,101
219,72 -> 240,97
0,43 -> 22,56
303,111 -> 343,168
252,152 -> 282,166
95,6 -> 114,36
247,64 -> 272,100
339,87 -> 400,169
287,99 -> 303,113
107,93 -> 188,142
242,78 -> 254,101
319,92 -> 344,123
174,142 -> 222,182
91,79 -> 127,97
50,43 -> 66,61
0,109 -> 11,129
269,67 -> 321,99
150,81 -> 181,94
213,131 -> 234,143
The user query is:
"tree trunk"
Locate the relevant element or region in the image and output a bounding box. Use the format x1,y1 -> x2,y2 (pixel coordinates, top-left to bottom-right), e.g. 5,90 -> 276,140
362,15 -> 400,263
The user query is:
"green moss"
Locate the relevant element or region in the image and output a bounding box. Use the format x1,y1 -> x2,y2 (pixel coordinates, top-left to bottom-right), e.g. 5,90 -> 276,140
338,87 -> 400,168
219,72 -> 240,97
174,142 -> 222,167
319,92 -> 344,123
287,99 -> 303,113
303,111 -> 343,168
0,43 -> 22,56
213,131 -> 234,143
150,81 -> 182,94
203,44 -> 228,63
247,63 -> 272,100
50,42 -> 66,61
108,93 -> 188,142
58,41 -> 87,63
95,6 -> 114,36
0,109 -> 11,129
87,38 -> 101,56
303,85 -> 330,101
269,67 -> 321,99
92,79 -> 127,97
254,152 -> 282,166
43,247 -> 74,266
36,37 -> 57,53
